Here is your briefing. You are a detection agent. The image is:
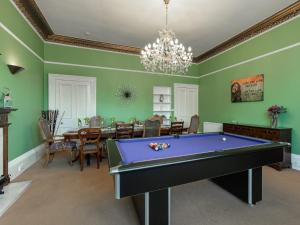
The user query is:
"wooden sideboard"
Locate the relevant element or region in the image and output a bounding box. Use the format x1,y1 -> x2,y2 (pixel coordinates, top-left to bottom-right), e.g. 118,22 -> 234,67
223,123 -> 292,170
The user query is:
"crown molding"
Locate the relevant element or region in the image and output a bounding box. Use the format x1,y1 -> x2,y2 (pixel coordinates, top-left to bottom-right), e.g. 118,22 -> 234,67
46,34 -> 141,54
12,0 -> 53,39
194,1 -> 300,63
12,0 -> 141,55
12,0 -> 300,61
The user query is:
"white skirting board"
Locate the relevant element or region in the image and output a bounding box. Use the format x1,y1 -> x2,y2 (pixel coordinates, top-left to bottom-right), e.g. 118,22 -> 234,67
292,154 -> 300,171
203,122 -> 223,133
8,143 -> 46,181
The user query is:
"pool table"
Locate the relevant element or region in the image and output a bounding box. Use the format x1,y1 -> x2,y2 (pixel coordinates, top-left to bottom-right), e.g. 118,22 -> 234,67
107,132 -> 288,225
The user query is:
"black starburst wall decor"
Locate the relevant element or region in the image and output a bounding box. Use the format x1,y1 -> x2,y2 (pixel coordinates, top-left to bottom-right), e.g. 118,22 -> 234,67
115,85 -> 136,104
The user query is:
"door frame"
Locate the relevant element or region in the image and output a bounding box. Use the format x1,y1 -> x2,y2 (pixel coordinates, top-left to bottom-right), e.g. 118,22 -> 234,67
48,73 -> 96,116
174,83 -> 199,124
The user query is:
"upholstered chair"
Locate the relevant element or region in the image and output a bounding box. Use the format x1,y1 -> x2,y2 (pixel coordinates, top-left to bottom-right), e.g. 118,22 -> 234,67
38,117 -> 77,167
89,115 -> 102,127
78,128 -> 102,171
188,115 -> 200,134
149,114 -> 163,125
169,121 -> 184,135
143,119 -> 161,137
115,122 -> 134,139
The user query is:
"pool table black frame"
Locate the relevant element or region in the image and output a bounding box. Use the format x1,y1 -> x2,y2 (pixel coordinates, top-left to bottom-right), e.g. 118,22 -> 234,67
107,132 -> 288,225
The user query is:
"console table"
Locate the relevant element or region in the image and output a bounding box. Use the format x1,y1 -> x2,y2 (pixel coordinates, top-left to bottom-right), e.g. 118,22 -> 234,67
223,123 -> 292,170
0,107 -> 17,185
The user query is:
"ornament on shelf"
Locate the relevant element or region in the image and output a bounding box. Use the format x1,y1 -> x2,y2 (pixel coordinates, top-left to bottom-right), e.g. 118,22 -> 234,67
159,94 -> 164,103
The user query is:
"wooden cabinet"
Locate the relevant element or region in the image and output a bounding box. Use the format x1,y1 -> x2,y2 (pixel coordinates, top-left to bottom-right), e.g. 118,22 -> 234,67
223,123 -> 292,170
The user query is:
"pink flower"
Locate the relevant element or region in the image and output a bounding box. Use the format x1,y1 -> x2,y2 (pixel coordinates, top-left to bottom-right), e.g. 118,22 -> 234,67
267,105 -> 287,116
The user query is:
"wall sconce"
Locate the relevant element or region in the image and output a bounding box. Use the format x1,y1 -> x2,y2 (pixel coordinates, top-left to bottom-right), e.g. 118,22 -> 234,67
7,64 -> 24,75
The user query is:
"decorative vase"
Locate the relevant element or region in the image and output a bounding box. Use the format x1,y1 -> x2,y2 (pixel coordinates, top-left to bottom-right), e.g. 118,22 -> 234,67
159,94 -> 164,103
3,95 -> 12,108
111,118 -> 115,127
271,114 -> 278,128
78,118 -> 82,128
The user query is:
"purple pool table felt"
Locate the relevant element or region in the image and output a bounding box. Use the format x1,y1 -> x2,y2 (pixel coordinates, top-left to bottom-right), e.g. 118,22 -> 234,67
116,133 -> 271,164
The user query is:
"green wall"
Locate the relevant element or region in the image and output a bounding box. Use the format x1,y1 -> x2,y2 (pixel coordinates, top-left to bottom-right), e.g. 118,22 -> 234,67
44,43 -> 199,123
1,0 -> 199,161
2,0 -> 300,162
0,0 -> 44,160
198,16 -> 300,155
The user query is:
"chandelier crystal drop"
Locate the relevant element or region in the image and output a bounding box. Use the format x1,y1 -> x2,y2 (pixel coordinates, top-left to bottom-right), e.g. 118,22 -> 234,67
140,0 -> 193,74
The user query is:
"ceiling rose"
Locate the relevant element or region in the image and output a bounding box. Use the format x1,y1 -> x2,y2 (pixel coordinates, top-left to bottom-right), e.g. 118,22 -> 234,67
140,0 -> 193,74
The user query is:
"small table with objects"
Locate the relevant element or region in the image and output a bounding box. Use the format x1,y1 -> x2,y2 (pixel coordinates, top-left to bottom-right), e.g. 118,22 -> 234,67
107,132 -> 288,225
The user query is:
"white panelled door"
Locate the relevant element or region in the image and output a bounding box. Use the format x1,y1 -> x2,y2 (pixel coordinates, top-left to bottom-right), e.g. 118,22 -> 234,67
174,83 -> 198,127
49,74 -> 96,134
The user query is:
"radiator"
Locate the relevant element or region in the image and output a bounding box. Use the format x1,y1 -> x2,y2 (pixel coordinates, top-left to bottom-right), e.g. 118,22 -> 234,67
203,122 -> 223,133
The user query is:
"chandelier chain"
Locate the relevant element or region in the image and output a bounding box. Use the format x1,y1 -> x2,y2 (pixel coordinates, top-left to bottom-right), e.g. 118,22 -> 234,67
165,2 -> 168,28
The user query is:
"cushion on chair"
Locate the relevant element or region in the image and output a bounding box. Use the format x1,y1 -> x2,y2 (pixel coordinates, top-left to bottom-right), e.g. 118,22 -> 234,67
64,141 -> 77,150
81,143 -> 99,152
49,141 -> 77,151
49,142 -> 64,151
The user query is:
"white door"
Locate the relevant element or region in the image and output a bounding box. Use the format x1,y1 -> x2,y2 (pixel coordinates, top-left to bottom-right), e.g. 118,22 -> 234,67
49,74 -> 96,134
174,83 -> 198,127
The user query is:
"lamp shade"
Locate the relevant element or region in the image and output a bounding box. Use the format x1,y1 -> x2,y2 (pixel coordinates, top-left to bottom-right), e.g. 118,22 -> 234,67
7,64 -> 24,75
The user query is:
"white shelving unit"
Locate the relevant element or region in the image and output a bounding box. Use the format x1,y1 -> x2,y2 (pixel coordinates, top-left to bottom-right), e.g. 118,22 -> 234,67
153,86 -> 172,125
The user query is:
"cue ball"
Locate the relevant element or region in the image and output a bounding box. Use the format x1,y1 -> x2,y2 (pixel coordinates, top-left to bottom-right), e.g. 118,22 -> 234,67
222,137 -> 227,141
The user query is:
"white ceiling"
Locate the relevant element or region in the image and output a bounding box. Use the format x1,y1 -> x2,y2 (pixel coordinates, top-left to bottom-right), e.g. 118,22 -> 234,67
35,0 -> 297,56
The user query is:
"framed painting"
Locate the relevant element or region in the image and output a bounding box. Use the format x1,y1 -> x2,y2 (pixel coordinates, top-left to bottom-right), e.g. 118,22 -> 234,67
231,74 -> 264,103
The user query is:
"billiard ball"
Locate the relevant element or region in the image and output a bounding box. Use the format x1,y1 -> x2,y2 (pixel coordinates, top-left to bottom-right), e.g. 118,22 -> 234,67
222,137 -> 227,141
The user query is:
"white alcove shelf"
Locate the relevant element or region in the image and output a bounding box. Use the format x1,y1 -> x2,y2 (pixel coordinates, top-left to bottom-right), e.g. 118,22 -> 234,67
153,86 -> 173,125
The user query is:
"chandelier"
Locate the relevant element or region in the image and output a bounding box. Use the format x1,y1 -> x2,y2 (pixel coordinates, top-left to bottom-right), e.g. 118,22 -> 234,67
140,0 -> 193,74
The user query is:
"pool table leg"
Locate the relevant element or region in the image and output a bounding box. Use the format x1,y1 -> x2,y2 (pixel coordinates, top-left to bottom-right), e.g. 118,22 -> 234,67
212,167 -> 262,205
132,188 -> 171,225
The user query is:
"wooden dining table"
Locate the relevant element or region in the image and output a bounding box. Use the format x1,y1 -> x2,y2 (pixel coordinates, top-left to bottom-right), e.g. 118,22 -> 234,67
63,125 -> 188,141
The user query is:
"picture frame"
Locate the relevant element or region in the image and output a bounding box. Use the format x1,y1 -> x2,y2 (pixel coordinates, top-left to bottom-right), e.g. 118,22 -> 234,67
231,74 -> 264,103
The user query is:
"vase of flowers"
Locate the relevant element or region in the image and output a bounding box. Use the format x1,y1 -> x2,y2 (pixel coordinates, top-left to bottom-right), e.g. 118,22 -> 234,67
267,105 -> 287,128
78,118 -> 82,128
2,87 -> 12,108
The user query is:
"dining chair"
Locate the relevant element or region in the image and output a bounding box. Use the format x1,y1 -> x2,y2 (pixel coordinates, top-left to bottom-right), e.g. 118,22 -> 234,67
78,128 -> 102,171
89,115 -> 102,127
38,117 -> 77,167
143,119 -> 161,137
188,115 -> 200,134
169,121 -> 184,135
115,122 -> 134,139
150,114 -> 163,125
